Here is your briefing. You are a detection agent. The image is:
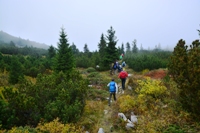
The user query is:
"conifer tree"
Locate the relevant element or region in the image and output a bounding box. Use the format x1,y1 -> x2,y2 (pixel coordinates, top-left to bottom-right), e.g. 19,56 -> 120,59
121,43 -> 125,54
83,44 -> 89,53
48,45 -> 56,58
126,42 -> 131,54
54,28 -> 75,73
71,43 -> 79,55
98,33 -> 107,66
104,26 -> 118,68
132,39 -> 138,53
168,39 -> 200,116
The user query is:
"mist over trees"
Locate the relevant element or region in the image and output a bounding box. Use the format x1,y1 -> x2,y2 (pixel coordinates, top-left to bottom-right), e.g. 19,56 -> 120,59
0,31 -> 49,49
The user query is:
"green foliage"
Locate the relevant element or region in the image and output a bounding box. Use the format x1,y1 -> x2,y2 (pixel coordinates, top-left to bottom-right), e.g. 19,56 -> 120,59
132,39 -> 138,53
8,56 -> 24,84
76,53 -> 93,68
0,98 -> 15,129
71,43 -> 80,55
102,26 -> 119,70
125,51 -> 171,72
136,77 -> 167,98
83,44 -> 90,53
36,118 -> 82,133
87,72 -> 101,85
163,125 -> 185,133
86,67 -> 96,73
78,100 -> 105,132
54,28 -> 75,73
47,45 -> 56,58
118,95 -> 136,112
168,39 -> 200,118
126,42 -> 131,54
87,87 -> 108,101
0,41 -> 48,56
1,70 -> 88,129
6,126 -> 37,133
98,34 -> 107,69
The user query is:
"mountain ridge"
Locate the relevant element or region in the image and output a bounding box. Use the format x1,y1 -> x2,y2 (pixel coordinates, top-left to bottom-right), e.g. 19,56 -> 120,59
0,30 -> 50,49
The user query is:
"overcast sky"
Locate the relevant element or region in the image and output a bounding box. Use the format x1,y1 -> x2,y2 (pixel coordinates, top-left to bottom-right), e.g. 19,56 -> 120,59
0,0 -> 200,51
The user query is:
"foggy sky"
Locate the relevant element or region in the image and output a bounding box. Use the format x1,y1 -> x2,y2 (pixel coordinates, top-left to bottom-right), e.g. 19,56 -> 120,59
0,0 -> 200,51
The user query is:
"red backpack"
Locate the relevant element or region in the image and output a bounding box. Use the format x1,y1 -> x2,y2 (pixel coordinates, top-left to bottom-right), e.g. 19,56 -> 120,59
120,71 -> 127,78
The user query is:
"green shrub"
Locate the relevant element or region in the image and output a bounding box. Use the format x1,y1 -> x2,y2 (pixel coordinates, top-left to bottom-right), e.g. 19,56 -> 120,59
163,125 -> 185,133
7,126 -> 37,133
168,39 -> 200,117
87,72 -> 99,78
1,70 -> 89,129
86,67 -> 96,73
125,51 -> 171,72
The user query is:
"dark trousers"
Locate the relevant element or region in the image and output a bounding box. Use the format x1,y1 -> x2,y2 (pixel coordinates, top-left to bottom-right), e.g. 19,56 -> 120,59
108,92 -> 116,105
121,78 -> 126,90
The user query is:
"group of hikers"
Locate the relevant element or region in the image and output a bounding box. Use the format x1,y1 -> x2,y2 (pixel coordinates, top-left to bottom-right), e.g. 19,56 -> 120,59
107,58 -> 128,106
110,60 -> 126,75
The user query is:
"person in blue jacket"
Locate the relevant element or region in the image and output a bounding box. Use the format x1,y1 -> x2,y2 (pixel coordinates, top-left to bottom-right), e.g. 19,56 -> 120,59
107,79 -> 118,106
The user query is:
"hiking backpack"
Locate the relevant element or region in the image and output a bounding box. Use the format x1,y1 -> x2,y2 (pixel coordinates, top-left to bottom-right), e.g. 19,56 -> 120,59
120,71 -> 127,78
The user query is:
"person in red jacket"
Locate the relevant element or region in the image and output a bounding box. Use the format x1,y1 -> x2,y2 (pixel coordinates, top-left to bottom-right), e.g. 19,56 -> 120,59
118,69 -> 128,93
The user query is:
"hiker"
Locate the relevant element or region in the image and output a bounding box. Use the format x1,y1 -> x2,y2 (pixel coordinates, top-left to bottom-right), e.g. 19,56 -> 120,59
118,65 -> 123,72
107,79 -> 118,106
119,55 -> 123,60
118,69 -> 128,93
120,53 -> 124,60
113,60 -> 118,75
122,61 -> 126,68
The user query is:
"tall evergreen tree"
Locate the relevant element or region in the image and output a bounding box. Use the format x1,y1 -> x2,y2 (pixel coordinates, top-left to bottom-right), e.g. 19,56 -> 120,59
48,45 -> 56,58
98,33 -> 107,66
104,26 -> 118,68
120,43 -> 125,54
132,39 -> 138,53
71,43 -> 79,55
83,44 -> 90,53
53,28 -> 75,73
126,42 -> 131,54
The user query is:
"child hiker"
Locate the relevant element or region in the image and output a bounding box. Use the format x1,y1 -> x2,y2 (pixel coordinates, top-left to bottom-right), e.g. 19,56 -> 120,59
107,78 -> 118,106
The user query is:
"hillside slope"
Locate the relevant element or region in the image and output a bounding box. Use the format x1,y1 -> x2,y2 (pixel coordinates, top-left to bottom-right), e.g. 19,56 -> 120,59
0,31 -> 49,49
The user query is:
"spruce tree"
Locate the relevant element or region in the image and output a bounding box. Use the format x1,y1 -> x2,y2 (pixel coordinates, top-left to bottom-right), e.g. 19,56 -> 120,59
48,45 -> 56,58
83,44 -> 90,53
98,33 -> 107,67
71,43 -> 79,55
132,39 -> 138,53
54,28 -> 75,73
126,42 -> 131,54
104,26 -> 118,68
121,43 -> 125,55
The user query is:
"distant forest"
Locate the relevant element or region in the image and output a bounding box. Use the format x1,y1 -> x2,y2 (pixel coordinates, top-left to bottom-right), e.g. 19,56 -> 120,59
0,31 -> 49,49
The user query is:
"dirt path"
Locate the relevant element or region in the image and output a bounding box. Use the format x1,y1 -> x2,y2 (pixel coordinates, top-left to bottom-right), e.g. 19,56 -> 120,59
96,67 -> 133,133
96,68 -> 167,132
97,94 -> 122,133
